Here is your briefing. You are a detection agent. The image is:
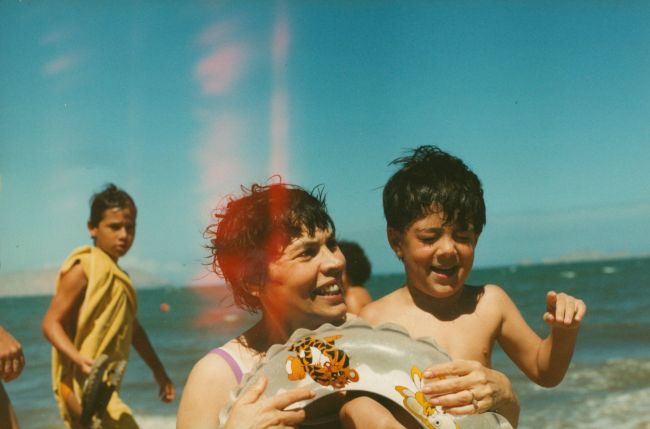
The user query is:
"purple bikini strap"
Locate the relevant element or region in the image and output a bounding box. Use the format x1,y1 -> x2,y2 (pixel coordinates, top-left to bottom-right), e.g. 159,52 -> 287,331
210,348 -> 243,384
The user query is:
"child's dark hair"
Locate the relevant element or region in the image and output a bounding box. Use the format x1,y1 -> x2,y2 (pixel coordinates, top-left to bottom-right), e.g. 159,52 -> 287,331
338,241 -> 372,285
205,182 -> 335,312
88,183 -> 137,227
383,145 -> 486,234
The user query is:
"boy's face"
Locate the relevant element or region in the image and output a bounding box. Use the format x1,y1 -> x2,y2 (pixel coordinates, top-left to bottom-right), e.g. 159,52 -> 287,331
389,209 -> 478,299
258,227 -> 347,330
88,207 -> 136,262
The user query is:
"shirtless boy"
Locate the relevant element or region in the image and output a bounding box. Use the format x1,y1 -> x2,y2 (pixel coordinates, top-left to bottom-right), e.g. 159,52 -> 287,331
361,146 -> 586,427
42,184 -> 175,429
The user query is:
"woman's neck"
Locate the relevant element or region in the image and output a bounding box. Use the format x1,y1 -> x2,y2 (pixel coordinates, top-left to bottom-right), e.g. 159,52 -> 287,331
238,313 -> 347,355
237,315 -> 298,355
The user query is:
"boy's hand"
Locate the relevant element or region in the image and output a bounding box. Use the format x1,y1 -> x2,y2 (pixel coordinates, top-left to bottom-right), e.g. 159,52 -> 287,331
543,291 -> 586,330
77,355 -> 95,375
155,372 -> 176,403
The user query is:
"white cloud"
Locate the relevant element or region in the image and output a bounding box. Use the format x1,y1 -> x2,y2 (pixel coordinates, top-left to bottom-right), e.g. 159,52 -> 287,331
43,52 -> 81,76
195,43 -> 248,96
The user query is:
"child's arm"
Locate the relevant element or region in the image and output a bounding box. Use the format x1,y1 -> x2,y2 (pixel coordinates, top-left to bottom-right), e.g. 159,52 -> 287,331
131,319 -> 176,403
41,263 -> 94,374
497,287 -> 586,387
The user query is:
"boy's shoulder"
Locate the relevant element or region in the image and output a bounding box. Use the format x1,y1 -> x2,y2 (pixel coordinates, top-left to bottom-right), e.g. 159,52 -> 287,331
470,283 -> 516,313
359,287 -> 406,322
475,283 -> 507,297
481,283 -> 512,299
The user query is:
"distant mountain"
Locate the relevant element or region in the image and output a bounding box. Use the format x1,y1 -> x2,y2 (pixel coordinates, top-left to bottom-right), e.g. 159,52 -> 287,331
0,267 -> 169,298
541,250 -> 636,265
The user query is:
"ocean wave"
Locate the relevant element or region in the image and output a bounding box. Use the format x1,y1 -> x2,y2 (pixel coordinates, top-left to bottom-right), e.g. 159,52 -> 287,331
562,357 -> 650,392
521,386 -> 650,429
134,413 -> 176,429
514,357 -> 650,428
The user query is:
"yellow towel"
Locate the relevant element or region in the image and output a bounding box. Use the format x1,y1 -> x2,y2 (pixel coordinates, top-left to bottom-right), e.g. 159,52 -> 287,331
52,245 -> 139,429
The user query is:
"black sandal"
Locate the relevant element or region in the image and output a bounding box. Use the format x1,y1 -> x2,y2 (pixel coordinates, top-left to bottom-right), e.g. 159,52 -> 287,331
80,355 -> 127,428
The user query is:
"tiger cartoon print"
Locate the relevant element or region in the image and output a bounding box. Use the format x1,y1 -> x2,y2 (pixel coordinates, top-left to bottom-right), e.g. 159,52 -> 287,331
286,335 -> 359,388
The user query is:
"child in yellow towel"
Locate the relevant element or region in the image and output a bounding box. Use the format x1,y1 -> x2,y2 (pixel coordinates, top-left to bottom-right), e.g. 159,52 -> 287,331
42,184 -> 175,429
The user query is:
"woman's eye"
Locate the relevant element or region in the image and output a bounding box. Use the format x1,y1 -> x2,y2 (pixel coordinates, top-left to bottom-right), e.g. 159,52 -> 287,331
298,248 -> 317,258
326,239 -> 338,251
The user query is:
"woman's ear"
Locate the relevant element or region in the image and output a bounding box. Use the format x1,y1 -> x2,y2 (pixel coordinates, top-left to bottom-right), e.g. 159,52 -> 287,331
246,280 -> 261,297
387,227 -> 404,259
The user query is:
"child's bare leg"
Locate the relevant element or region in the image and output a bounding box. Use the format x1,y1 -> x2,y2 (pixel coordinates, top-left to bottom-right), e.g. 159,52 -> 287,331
60,381 -> 87,429
339,396 -> 406,429
0,381 -> 21,429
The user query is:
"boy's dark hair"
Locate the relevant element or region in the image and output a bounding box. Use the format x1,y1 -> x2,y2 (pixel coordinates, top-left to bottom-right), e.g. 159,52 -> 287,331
383,145 -> 486,234
88,183 -> 137,227
206,182 -> 335,313
338,240 -> 372,285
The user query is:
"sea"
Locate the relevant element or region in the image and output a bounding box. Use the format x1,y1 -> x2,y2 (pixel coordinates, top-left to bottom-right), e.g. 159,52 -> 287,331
1,256 -> 649,429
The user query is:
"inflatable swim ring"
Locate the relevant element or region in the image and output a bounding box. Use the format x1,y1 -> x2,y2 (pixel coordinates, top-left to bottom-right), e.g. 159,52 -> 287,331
219,318 -> 512,428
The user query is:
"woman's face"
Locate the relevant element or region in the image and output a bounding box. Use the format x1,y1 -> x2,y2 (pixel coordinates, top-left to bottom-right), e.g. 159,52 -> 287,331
259,227 -> 347,331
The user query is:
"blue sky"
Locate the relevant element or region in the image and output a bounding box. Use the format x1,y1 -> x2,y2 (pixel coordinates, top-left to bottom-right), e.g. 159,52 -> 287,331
2,1 -> 649,287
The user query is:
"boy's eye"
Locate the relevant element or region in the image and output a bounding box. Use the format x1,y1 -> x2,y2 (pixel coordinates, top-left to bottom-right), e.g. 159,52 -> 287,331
454,233 -> 474,243
418,235 -> 438,244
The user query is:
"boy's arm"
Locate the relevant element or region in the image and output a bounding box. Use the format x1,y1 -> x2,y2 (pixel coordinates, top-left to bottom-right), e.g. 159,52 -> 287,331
131,318 -> 175,402
41,263 -> 94,374
497,287 -> 586,387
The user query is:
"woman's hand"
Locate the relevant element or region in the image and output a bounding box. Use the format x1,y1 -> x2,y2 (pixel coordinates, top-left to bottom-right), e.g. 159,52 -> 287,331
421,359 -> 519,428
421,360 -> 496,413
224,375 -> 315,429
